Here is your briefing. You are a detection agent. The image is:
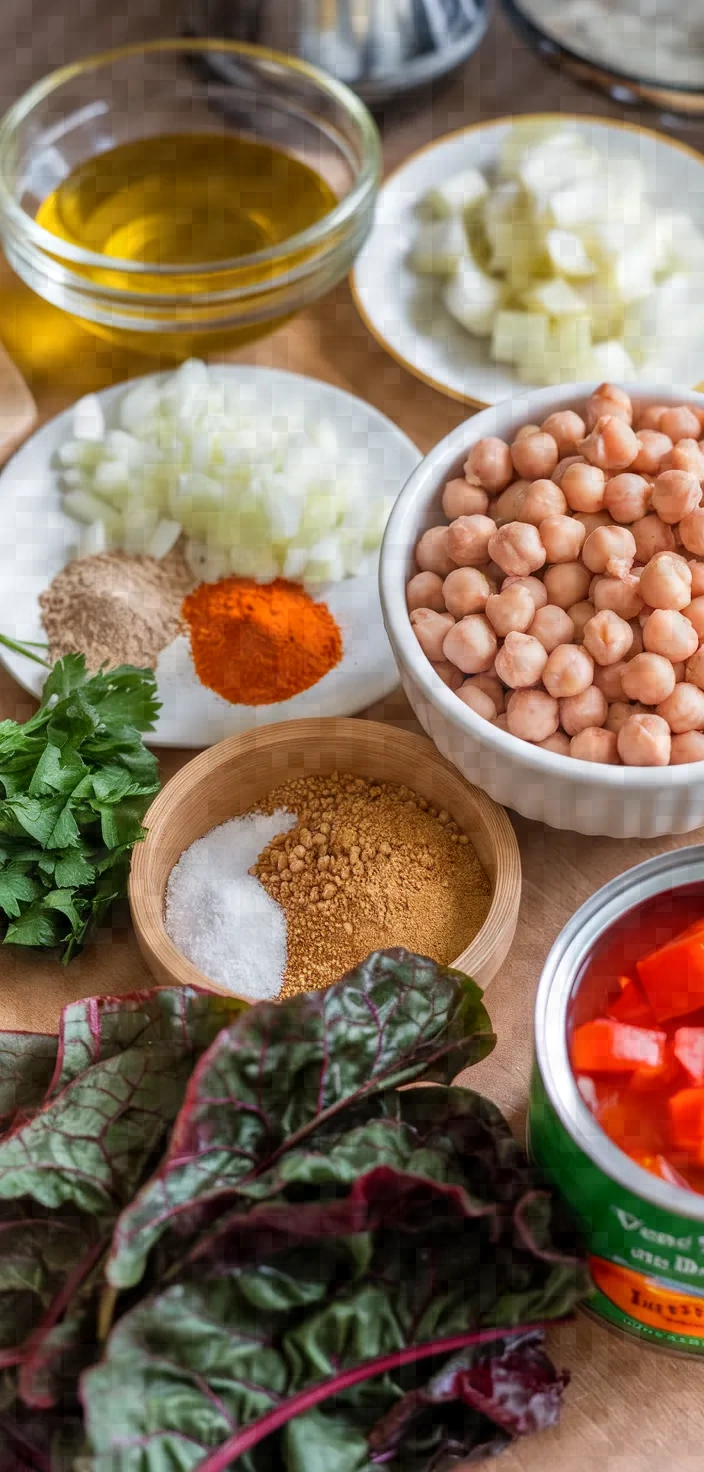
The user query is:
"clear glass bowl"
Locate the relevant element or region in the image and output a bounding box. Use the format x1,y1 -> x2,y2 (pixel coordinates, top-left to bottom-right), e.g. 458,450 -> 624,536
0,39 -> 381,359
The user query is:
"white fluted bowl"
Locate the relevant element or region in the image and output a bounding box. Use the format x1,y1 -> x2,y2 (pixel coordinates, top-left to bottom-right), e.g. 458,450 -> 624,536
379,382 -> 704,838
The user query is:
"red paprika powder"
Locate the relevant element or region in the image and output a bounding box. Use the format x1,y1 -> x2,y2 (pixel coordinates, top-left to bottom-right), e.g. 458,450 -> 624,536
182,576 -> 342,705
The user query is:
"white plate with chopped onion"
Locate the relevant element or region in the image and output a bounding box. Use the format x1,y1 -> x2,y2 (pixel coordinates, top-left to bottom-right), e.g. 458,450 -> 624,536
351,114 -> 704,407
0,362 -> 420,746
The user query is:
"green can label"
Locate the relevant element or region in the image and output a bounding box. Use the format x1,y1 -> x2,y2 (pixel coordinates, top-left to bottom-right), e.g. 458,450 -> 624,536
529,1065 -> 704,1353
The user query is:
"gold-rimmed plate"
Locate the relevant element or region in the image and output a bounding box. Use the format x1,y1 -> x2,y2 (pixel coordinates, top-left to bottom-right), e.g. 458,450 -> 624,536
350,113 -> 704,409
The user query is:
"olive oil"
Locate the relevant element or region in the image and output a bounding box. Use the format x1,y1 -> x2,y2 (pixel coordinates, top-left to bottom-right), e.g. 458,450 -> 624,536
34,132 -> 338,357
37,133 -> 336,265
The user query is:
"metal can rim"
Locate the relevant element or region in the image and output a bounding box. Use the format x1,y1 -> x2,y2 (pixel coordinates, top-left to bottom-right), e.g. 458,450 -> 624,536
534,844 -> 704,1222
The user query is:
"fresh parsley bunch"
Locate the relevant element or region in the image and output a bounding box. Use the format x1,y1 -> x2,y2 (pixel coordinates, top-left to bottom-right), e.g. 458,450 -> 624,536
0,653 -> 160,962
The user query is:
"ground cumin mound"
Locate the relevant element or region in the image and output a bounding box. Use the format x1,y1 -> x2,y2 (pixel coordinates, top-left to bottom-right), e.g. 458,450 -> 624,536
253,771 -> 492,997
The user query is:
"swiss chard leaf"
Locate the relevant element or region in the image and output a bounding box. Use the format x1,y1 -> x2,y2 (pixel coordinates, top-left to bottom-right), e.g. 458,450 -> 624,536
107,950 -> 495,1290
0,1030 -> 57,1136
0,988 -> 243,1409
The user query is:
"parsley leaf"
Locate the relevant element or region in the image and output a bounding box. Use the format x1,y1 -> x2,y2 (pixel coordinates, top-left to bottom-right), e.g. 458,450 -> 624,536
0,653 -> 160,963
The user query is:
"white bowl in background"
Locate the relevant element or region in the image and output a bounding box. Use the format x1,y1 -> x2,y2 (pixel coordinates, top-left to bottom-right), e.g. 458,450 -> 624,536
379,381 -> 704,838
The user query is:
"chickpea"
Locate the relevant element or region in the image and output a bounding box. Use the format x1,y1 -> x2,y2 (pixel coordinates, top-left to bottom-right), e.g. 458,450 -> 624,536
561,462 -> 606,513
541,410 -> 586,457
638,552 -> 692,611
583,609 -> 633,666
462,672 -> 506,715
539,514 -> 586,563
518,478 -> 567,525
674,660 -> 686,682
621,652 -> 676,705
410,607 -> 455,661
464,437 -> 513,494
678,508 -> 704,557
603,473 -> 650,523
544,560 -> 593,610
537,730 -> 572,756
592,575 -> 643,620
485,584 -> 536,637
617,712 -> 671,766
660,405 -> 702,443
631,430 -> 673,476
407,571 -> 446,613
514,423 -> 542,442
636,404 -> 668,431
442,613 -> 497,674
416,525 -> 455,577
656,682 -> 704,733
506,688 -> 559,743
568,600 -> 596,642
528,604 -> 575,653
441,477 -> 489,520
670,731 -> 704,763
560,684 -> 608,736
487,521 -> 547,577
494,480 -> 529,524
553,454 -> 584,487
494,631 -> 549,688
662,439 -> 704,480
442,567 -> 494,618
431,660 -> 464,690
585,383 -> 633,431
580,415 -> 639,473
455,684 -> 497,721
582,525 -> 636,578
605,701 -> 636,734
690,563 -> 704,598
593,660 -> 627,701
501,575 -> 548,609
642,609 -> 698,663
685,596 -> 704,639
447,513 -> 497,568
511,431 -> 559,482
571,727 -> 620,763
543,643 -> 594,698
573,510 -> 613,536
650,470 -> 701,524
686,645 -> 704,691
631,514 -> 676,563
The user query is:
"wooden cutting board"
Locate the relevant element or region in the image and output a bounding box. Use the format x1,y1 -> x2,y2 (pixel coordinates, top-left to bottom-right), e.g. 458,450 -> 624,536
0,337 -> 36,465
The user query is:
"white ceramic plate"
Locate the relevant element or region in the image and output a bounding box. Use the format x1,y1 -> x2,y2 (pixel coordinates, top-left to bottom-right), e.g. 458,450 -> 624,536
351,112 -> 704,408
0,365 -> 420,747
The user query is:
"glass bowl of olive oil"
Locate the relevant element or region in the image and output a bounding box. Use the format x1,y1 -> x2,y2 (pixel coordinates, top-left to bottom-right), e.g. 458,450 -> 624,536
0,38 -> 380,360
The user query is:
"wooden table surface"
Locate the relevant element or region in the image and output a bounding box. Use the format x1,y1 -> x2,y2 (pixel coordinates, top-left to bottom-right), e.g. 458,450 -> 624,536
2,1 -> 704,1465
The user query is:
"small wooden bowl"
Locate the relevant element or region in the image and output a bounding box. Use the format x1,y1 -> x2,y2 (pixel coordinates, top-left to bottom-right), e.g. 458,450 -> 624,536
129,718 -> 521,1001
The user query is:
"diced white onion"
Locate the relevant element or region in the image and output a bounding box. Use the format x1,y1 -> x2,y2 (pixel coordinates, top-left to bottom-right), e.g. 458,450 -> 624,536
408,118 -> 704,385
57,362 -> 383,587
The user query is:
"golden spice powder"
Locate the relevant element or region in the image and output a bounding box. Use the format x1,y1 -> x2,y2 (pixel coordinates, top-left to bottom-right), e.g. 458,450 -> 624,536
252,772 -> 491,998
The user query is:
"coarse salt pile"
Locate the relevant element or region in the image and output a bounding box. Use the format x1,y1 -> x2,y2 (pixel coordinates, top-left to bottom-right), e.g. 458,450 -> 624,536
164,810 -> 297,998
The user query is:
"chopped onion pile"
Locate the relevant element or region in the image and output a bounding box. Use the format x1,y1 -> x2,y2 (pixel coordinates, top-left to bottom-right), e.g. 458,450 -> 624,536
411,122 -> 704,386
57,359 -> 389,586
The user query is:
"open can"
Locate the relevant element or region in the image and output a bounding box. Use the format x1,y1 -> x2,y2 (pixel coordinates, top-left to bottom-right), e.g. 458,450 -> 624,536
529,845 -> 704,1354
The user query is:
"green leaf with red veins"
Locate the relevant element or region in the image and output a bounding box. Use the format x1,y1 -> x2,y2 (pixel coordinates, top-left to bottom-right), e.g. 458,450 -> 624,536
0,988 -> 242,1408
106,951 -> 495,1290
0,1032 -> 57,1136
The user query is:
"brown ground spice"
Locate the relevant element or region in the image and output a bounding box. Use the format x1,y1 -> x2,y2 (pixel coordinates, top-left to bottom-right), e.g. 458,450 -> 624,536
39,546 -> 194,671
252,772 -> 491,998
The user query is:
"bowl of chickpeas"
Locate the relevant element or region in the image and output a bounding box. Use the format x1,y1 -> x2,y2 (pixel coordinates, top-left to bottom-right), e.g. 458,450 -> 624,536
379,381 -> 704,837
